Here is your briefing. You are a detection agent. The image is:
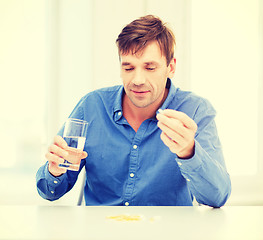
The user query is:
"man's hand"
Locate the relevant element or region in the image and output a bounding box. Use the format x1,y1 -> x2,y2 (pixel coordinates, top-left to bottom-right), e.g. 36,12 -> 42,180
45,135 -> 88,177
156,109 -> 198,159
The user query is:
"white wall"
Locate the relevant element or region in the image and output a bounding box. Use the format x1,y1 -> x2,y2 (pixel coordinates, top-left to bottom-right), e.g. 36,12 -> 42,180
189,0 -> 263,205
0,0 -> 47,205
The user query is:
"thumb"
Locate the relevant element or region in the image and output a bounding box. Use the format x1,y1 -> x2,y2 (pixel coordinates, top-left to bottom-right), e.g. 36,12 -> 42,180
81,151 -> 88,159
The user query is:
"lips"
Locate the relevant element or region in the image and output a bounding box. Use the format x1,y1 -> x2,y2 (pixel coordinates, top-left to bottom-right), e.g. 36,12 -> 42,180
131,89 -> 150,93
131,90 -> 150,97
132,90 -> 149,94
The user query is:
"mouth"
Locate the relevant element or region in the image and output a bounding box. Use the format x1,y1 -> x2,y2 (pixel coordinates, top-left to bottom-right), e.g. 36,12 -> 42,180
131,90 -> 150,98
131,90 -> 150,95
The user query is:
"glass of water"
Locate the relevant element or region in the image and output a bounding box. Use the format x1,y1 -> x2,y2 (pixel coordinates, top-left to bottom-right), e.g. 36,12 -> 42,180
59,118 -> 88,171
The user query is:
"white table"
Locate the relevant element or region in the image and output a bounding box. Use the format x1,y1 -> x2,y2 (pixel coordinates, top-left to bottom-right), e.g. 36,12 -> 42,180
0,206 -> 262,240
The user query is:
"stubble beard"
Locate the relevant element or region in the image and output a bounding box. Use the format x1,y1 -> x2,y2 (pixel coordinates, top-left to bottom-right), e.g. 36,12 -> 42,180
127,90 -> 165,109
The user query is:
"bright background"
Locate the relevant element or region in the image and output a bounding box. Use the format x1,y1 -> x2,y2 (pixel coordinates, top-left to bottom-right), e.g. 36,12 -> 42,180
0,0 -> 262,206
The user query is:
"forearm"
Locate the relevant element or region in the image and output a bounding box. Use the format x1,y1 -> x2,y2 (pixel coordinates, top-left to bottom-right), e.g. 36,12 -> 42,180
176,141 -> 231,207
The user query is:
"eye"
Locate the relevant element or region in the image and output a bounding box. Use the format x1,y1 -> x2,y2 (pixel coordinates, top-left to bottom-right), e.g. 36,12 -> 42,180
125,68 -> 134,72
146,67 -> 156,71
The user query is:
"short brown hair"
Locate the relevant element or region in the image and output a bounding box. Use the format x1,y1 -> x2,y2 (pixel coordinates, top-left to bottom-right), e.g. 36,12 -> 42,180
116,15 -> 175,66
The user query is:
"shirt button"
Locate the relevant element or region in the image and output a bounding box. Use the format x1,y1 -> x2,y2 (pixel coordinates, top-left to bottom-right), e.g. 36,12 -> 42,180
53,180 -> 58,184
177,162 -> 182,166
118,111 -> 122,116
51,191 -> 54,194
125,202 -> 129,206
130,173 -> 135,178
133,145 -> 138,149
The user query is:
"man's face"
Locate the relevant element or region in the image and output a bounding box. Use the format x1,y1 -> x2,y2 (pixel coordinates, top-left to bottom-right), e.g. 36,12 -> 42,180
120,41 -> 175,109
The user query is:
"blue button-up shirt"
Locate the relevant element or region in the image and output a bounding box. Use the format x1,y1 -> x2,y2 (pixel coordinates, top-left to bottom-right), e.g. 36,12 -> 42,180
36,79 -> 231,207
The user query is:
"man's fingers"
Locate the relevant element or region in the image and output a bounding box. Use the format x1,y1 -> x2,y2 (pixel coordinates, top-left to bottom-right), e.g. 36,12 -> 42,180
157,109 -> 197,158
67,147 -> 88,159
160,132 -> 179,153
53,135 -> 68,149
45,152 -> 65,164
82,151 -> 88,159
48,144 -> 69,159
157,121 -> 186,143
160,132 -> 195,158
157,116 -> 186,138
48,161 -> 67,175
47,136 -> 88,173
157,109 -> 197,131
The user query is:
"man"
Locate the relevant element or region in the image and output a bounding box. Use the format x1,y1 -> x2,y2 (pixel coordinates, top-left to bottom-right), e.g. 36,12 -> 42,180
36,15 -> 231,207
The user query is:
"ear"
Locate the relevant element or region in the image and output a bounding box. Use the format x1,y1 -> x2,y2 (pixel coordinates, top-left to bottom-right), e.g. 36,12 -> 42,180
168,58 -> 176,79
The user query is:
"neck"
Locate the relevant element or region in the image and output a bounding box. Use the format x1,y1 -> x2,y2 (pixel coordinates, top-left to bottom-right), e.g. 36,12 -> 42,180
123,97 -> 154,121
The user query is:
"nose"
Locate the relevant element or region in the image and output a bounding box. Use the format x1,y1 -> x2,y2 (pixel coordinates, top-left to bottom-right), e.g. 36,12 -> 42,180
131,69 -> 146,86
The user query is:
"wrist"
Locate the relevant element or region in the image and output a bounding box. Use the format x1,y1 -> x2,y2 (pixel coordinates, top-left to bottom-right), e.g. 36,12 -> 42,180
48,162 -> 66,177
177,141 -> 195,159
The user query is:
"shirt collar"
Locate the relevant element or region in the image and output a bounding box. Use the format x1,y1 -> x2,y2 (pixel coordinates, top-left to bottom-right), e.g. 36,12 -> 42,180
157,78 -> 177,111
112,78 -> 178,121
113,86 -> 124,121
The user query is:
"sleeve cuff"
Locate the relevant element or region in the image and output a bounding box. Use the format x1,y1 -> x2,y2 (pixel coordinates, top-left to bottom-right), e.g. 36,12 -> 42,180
44,162 -> 67,187
175,140 -> 203,172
